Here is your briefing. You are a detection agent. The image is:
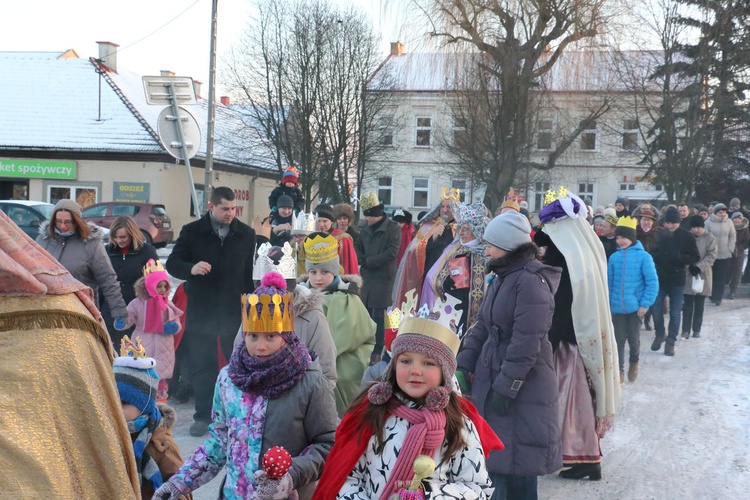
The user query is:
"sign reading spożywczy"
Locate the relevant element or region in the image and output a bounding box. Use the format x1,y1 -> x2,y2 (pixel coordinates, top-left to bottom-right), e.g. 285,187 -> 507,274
0,159 -> 76,179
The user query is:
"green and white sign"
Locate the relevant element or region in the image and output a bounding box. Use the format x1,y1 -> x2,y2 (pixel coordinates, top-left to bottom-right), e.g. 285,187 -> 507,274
0,159 -> 77,179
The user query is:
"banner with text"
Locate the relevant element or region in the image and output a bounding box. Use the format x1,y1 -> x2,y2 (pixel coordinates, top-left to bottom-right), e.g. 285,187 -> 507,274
0,159 -> 76,179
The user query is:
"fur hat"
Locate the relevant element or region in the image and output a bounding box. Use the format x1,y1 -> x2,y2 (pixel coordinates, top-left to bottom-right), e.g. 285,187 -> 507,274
392,208 -> 413,224
114,336 -> 160,421
282,166 -> 298,185
277,195 -> 294,209
664,206 -> 681,224
483,211 -> 532,251
53,198 -> 83,218
314,203 -> 335,222
333,203 -> 355,222
690,214 -> 705,228
304,232 -> 340,276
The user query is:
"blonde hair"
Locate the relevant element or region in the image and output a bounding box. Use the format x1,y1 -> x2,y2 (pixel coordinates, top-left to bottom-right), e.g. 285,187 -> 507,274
109,216 -> 145,250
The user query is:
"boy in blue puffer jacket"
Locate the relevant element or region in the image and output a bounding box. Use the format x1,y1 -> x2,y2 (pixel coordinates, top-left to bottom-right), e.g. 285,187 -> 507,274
607,216 -> 658,383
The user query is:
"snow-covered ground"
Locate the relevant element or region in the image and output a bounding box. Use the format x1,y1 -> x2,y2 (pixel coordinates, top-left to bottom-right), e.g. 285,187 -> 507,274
162,238 -> 750,499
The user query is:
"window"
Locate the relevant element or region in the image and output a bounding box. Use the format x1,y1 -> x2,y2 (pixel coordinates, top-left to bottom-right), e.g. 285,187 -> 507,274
622,119 -> 639,150
378,177 -> 393,206
451,179 -> 467,202
378,115 -> 394,146
578,182 -> 594,203
580,120 -> 597,151
48,185 -> 99,207
537,119 -> 553,150
415,117 -> 432,147
619,183 -> 637,191
413,177 -> 429,207
533,182 -> 550,212
112,204 -> 139,216
189,185 -> 205,217
453,121 -> 468,149
81,204 -> 108,218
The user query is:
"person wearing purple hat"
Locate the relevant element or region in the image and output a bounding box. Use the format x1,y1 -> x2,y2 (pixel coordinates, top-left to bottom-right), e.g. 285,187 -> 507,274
649,207 -> 700,356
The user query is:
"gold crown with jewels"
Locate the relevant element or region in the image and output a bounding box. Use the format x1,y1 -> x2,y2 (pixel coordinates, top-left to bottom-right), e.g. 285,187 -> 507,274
359,192 -> 381,211
543,186 -> 569,206
441,187 -> 461,202
303,233 -> 339,263
241,293 -> 295,333
142,259 -> 166,277
120,335 -> 147,358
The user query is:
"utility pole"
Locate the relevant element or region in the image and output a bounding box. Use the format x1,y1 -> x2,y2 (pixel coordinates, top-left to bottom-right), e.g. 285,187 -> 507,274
203,0 -> 218,213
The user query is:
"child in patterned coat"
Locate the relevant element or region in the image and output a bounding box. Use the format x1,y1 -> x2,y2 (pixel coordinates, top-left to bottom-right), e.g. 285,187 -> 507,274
313,312 -> 504,500
153,272 -> 338,500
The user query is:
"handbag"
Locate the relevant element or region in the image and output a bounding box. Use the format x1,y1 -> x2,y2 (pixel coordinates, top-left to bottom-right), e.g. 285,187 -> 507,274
691,275 -> 705,294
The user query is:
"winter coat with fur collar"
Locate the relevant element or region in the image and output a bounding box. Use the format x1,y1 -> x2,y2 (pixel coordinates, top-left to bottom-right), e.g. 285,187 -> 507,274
36,221 -> 127,318
139,404 -> 191,500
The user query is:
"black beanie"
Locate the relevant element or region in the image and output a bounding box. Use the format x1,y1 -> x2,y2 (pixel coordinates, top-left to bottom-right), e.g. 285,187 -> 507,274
664,207 -> 681,224
615,225 -> 637,244
689,214 -> 705,228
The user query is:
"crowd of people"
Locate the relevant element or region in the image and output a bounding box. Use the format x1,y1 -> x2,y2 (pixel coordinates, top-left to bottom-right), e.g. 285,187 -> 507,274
3,170 -> 749,500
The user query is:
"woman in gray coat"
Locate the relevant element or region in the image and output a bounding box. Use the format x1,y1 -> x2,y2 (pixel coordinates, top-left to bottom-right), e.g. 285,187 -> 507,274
36,199 -> 127,323
456,211 -> 562,500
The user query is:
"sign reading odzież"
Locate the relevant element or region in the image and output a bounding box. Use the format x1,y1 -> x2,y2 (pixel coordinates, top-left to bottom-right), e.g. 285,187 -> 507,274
113,182 -> 150,203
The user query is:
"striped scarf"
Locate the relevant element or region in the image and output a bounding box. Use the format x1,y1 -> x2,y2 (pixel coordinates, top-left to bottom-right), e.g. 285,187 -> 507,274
128,413 -> 163,490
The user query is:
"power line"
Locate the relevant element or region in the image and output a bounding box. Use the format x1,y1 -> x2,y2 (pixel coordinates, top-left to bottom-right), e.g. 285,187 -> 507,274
116,0 -> 202,55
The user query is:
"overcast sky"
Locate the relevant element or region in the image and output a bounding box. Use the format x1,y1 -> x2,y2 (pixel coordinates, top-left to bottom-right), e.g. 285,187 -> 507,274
1,0 -> 408,95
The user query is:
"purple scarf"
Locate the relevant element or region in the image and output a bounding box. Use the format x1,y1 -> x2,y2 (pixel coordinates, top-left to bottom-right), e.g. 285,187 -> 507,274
227,338 -> 312,399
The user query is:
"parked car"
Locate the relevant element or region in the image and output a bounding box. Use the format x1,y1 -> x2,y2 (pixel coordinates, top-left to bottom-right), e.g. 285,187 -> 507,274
81,202 -> 174,247
0,200 -> 54,239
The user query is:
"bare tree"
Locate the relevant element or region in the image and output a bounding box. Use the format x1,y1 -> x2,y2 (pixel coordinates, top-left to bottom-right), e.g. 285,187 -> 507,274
400,0 -> 610,209
223,0 -> 390,208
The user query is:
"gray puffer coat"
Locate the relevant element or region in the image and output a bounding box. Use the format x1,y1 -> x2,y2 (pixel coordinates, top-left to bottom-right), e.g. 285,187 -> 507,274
36,222 -> 127,318
457,243 -> 562,476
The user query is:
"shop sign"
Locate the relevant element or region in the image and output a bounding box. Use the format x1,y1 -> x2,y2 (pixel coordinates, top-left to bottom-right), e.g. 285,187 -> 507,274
0,159 -> 76,179
113,182 -> 150,202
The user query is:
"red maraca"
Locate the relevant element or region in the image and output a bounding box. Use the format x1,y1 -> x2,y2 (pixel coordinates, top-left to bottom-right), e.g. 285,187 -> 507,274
262,446 -> 293,479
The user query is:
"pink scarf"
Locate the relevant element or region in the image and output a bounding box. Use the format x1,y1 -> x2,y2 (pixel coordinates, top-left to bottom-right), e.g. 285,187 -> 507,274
380,404 -> 446,500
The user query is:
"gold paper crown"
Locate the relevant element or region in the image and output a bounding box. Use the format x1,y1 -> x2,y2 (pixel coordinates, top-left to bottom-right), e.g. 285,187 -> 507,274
241,293 -> 295,333
617,215 -> 638,230
359,191 -> 381,211
303,234 -> 339,263
543,186 -> 569,206
120,335 -> 147,358
441,187 -> 461,202
143,259 -> 166,277
385,307 -> 404,329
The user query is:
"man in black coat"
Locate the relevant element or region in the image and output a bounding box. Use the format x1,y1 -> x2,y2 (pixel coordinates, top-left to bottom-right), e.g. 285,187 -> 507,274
354,195 -> 401,364
648,207 -> 700,357
166,186 -> 255,435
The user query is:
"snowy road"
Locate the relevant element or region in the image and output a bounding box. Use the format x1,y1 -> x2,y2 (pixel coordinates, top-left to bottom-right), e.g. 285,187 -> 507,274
162,239 -> 750,500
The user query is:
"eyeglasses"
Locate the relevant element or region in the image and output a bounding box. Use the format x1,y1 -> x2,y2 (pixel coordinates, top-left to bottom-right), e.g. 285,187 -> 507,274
55,218 -> 74,227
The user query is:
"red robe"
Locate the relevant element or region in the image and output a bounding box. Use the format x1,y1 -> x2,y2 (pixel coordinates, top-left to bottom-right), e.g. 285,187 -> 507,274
312,396 -> 504,500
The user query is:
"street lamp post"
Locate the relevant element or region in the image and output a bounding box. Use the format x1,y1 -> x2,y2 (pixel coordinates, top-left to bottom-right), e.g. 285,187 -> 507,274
203,0 -> 219,214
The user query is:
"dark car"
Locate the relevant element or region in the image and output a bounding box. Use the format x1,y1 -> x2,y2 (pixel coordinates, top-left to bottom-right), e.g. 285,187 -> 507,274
82,202 -> 174,247
0,200 -> 54,239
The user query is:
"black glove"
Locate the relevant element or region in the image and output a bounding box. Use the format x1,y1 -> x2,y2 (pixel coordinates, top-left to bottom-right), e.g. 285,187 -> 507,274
689,265 -> 701,277
486,390 -> 513,416
455,368 -> 471,394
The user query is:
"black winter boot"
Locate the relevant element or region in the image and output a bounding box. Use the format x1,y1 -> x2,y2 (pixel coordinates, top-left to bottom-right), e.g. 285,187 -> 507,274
559,463 -> 602,480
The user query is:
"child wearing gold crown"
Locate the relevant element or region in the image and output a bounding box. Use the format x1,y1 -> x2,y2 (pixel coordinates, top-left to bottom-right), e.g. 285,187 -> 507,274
608,216 -> 659,382
114,336 -> 187,499
154,272 -> 338,500
312,305 -> 503,500
298,231 -> 376,417
119,259 -> 183,403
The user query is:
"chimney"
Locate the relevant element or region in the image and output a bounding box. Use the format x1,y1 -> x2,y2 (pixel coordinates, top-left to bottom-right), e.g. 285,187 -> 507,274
160,70 -> 175,77
96,41 -> 119,72
220,96 -> 230,106
390,41 -> 404,56
193,80 -> 202,99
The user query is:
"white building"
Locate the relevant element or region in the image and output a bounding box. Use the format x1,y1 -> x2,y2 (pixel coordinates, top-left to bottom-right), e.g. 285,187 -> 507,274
363,43 -> 667,216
